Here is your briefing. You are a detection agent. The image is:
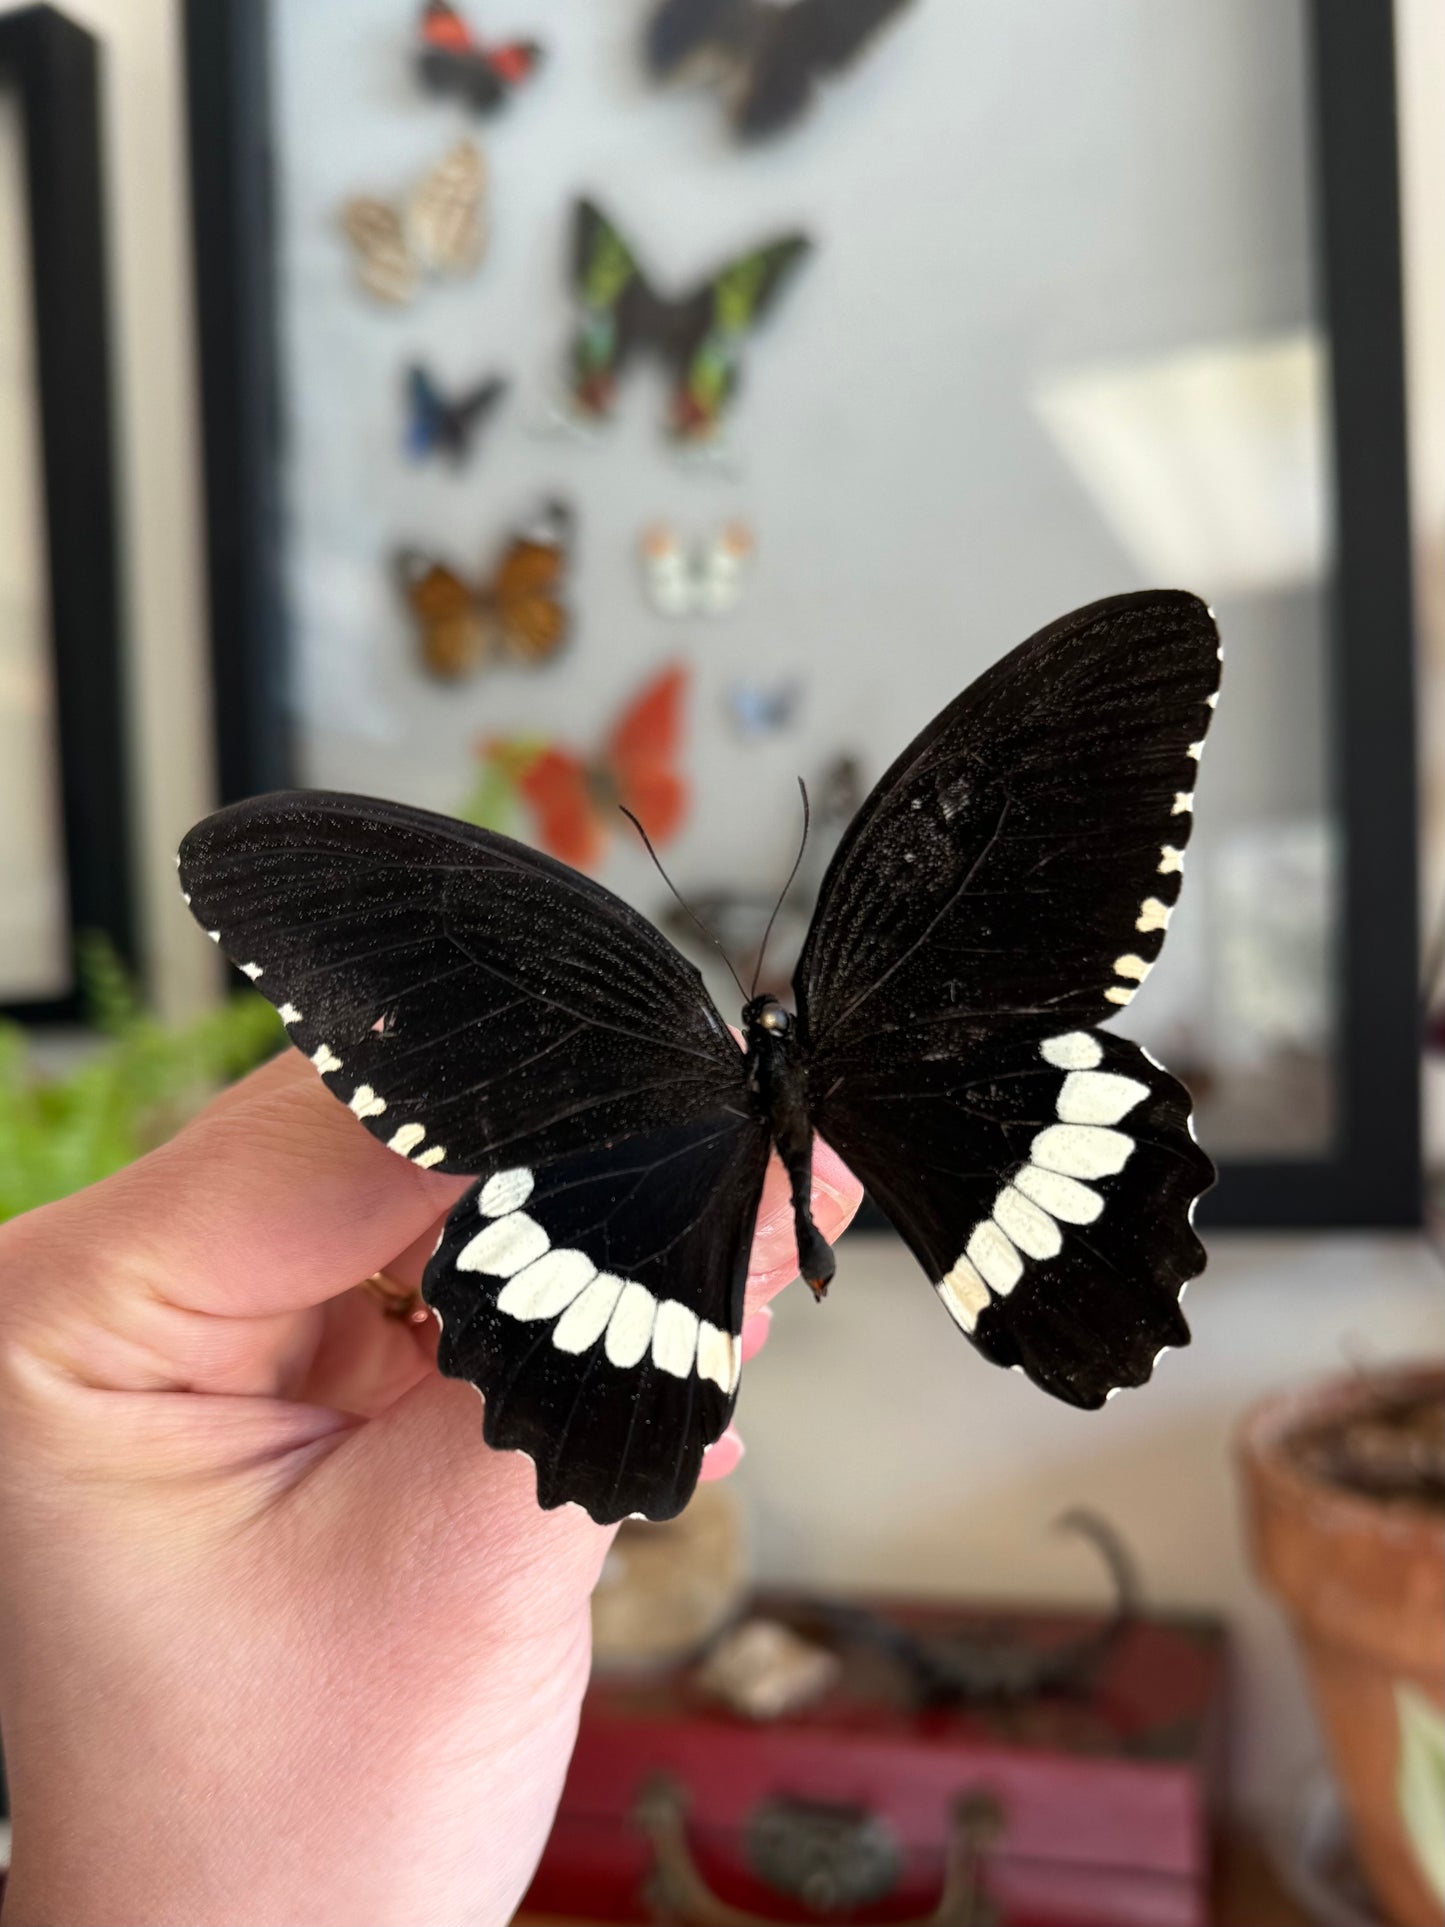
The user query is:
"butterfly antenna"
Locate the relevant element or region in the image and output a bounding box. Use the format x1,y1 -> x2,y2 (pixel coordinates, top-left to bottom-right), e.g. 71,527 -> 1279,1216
620,806 -> 750,1004
751,777 -> 811,999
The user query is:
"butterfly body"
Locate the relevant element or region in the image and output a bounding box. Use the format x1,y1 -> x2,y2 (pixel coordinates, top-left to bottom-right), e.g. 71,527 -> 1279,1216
179,590 -> 1220,1525
743,995 -> 836,1294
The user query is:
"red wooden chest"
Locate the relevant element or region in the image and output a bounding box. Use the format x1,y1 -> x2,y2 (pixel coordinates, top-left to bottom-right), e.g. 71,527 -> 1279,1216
523,1593 -> 1227,1927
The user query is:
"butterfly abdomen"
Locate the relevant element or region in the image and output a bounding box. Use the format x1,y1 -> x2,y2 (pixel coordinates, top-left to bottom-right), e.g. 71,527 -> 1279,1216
743,995 -> 836,1295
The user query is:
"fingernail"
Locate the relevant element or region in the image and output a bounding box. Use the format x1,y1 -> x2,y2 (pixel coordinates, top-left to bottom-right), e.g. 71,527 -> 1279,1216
700,1427 -> 745,1481
741,1307 -> 773,1360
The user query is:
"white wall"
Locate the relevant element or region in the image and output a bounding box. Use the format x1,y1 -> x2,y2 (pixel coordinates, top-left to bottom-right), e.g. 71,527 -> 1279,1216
0,0 -> 216,1019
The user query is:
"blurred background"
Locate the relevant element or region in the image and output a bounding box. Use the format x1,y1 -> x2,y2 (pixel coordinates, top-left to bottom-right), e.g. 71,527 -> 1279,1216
0,1 -> 1441,1921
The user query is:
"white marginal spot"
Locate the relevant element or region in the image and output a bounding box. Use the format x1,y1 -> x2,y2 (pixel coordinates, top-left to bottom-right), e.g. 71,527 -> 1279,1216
278,1003 -> 302,1026
415,1145 -> 446,1169
993,1185 -> 1062,1261
479,1167 -> 535,1217
939,1256 -> 991,1332
697,1321 -> 734,1391
966,1219 -> 1023,1296
1105,1386 -> 1123,1402
652,1300 -> 700,1378
498,1247 -> 595,1321
1187,741 -> 1204,760
387,1122 -> 426,1157
1171,791 -> 1194,815
1157,845 -> 1184,875
1206,691 -> 1219,708
174,852 -> 181,868
348,1084 -> 387,1120
553,1273 -> 625,1354
1014,1163 -> 1103,1224
605,1280 -> 656,1367
240,962 -> 264,981
182,892 -> 191,906
310,1043 -> 342,1076
1113,953 -> 1150,981
1135,898 -> 1171,933
207,930 -> 222,943
457,1210 -> 549,1278
1041,1031 -> 1102,1071
1057,1070 -> 1149,1127
1030,1124 -> 1134,1180
1105,986 -> 1135,1006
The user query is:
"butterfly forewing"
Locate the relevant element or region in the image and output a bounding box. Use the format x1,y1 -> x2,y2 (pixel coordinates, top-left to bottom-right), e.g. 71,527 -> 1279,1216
429,1112 -> 769,1523
178,793 -> 746,1178
798,590 -> 1221,1404
797,591 -> 1220,1049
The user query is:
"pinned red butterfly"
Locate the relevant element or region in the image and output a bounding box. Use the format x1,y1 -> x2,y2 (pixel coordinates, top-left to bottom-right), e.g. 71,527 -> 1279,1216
415,0 -> 544,115
463,664 -> 690,872
179,593 -> 1221,1525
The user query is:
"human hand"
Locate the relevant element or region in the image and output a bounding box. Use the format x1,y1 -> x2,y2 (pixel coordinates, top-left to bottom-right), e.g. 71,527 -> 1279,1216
0,1051 -> 861,1927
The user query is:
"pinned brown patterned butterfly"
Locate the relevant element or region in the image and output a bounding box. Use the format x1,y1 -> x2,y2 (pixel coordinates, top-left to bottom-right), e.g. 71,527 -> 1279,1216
340,140 -> 487,306
178,590 -> 1221,1525
395,497 -> 572,681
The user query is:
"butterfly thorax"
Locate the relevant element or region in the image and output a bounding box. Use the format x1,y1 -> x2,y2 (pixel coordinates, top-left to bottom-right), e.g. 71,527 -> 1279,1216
742,995 -> 836,1298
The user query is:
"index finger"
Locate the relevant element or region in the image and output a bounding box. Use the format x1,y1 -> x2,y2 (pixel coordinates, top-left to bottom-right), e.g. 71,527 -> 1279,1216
58,1050 -> 466,1320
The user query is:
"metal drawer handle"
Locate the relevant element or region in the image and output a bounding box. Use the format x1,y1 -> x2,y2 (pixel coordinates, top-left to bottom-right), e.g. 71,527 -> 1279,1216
633,1775 -> 1003,1926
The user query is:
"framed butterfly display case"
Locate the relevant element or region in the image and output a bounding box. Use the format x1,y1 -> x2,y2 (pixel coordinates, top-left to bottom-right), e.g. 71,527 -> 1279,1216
0,5 -> 132,1022
184,0 -> 1417,1232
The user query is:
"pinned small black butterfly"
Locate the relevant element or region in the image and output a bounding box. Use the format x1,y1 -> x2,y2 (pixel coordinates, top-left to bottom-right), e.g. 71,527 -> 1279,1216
645,0 -> 917,141
405,364 -> 508,465
180,591 -> 1220,1525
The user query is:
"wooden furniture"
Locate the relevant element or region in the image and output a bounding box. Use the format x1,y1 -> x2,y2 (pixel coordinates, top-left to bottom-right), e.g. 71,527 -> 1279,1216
523,1593 -> 1227,1926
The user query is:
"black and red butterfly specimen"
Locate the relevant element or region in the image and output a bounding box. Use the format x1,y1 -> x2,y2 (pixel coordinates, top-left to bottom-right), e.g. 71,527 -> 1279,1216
415,0 -> 543,115
179,591 -> 1220,1525
645,0 -> 917,141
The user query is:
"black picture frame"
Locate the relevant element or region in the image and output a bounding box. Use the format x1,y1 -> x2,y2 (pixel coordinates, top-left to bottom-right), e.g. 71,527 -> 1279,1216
180,0 -> 1420,1229
0,4 -> 133,1023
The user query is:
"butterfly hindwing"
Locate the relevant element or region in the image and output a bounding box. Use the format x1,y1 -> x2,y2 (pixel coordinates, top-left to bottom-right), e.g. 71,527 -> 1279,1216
428,1111 -> 769,1523
178,792 -> 747,1178
810,1023 -> 1210,1408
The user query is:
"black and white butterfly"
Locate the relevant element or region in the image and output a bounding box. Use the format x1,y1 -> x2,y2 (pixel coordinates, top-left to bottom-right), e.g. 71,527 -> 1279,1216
179,591 -> 1220,1526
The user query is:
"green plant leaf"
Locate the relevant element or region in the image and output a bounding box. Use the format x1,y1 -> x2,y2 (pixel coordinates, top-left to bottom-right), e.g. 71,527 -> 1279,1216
0,936 -> 283,1223
1396,1680 -> 1445,1908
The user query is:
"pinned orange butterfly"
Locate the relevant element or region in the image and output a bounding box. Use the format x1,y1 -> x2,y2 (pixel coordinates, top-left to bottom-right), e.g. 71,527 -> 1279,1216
396,499 -> 572,682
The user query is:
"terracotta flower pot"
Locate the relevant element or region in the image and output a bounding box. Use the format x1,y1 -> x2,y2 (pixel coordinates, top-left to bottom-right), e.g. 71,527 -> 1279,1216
1238,1364 -> 1445,1927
